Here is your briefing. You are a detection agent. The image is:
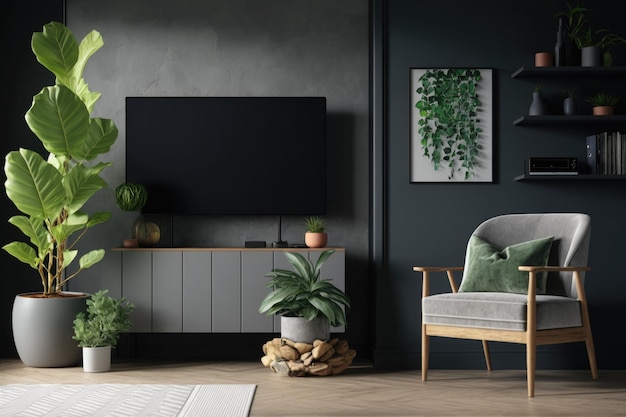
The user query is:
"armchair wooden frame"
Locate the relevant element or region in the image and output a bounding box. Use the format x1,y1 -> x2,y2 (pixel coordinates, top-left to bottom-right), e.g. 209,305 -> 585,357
413,265 -> 598,398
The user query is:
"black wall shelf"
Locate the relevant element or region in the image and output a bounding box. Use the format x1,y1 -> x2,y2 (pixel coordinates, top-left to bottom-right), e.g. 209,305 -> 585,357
515,174 -> 626,181
512,66 -> 626,79
514,115 -> 626,126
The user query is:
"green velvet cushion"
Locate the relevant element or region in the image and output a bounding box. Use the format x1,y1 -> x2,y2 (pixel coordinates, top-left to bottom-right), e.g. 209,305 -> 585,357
459,235 -> 554,294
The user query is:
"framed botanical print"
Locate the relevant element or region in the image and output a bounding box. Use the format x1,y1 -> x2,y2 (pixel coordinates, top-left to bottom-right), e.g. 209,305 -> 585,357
410,68 -> 493,182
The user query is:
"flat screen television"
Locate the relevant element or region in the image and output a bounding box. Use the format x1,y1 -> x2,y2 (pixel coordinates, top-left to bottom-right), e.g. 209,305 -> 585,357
125,96 -> 326,215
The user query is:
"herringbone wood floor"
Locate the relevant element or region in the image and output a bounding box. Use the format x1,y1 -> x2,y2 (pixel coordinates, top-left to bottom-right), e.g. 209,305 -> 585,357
1,359 -> 625,416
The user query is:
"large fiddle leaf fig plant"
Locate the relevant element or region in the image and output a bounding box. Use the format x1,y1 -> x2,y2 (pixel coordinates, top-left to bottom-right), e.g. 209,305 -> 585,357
3,21 -> 118,296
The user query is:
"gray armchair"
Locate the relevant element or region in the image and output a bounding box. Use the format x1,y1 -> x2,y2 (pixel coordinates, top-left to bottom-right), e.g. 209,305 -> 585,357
413,213 -> 597,397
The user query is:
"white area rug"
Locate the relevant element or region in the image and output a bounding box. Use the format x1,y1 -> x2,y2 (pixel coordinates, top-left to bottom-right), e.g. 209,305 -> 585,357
0,383 -> 256,417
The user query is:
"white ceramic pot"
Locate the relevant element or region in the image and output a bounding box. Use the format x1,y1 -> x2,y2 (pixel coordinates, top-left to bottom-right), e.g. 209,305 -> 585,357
82,346 -> 112,372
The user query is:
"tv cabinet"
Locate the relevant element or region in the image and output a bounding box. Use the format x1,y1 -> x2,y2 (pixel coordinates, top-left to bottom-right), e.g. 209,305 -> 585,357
108,247 -> 345,334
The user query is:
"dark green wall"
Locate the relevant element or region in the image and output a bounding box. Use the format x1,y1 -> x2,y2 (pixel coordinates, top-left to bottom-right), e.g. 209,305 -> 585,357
374,0 -> 626,370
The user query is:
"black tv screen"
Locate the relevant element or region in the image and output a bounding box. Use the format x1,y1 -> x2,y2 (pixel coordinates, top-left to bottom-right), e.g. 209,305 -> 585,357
125,96 -> 326,215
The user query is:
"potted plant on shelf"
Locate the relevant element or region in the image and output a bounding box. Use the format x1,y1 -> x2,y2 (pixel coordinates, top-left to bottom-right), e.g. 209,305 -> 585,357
258,249 -> 350,344
304,216 -> 328,248
73,290 -> 134,372
2,21 -> 118,367
563,90 -> 576,115
114,182 -> 148,247
554,0 -> 589,66
586,93 -> 620,115
597,31 -> 626,66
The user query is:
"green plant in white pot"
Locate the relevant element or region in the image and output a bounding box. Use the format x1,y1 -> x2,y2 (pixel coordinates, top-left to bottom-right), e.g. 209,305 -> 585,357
258,249 -> 350,343
73,290 -> 134,372
3,21 -> 118,367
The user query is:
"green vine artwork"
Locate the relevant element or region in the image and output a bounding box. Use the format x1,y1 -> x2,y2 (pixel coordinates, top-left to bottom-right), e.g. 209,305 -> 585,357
415,68 -> 484,180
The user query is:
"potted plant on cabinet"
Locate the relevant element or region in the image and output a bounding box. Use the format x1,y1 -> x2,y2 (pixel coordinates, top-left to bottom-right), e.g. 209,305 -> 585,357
258,249 -> 350,344
2,21 -> 118,367
586,93 -> 620,115
304,216 -> 328,248
114,182 -> 148,247
73,290 -> 134,372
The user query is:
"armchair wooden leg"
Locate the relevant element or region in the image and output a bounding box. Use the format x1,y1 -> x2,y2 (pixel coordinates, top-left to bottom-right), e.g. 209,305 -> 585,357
422,324 -> 429,381
585,333 -> 598,380
481,340 -> 492,371
526,341 -> 536,398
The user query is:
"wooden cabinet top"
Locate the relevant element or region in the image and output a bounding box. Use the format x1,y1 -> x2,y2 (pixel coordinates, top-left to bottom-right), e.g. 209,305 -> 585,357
112,247 -> 345,252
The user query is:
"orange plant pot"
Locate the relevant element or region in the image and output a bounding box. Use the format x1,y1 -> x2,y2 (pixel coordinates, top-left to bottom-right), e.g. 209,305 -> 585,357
592,106 -> 615,116
305,232 -> 328,248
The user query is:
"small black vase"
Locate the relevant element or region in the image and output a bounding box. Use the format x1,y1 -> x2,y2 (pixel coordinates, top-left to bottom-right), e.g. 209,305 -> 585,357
563,97 -> 576,115
529,92 -> 547,116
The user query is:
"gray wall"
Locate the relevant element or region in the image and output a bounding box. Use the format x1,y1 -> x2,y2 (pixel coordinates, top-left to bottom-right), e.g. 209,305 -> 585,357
2,0 -> 372,358
65,0 -> 371,352
374,0 -> 626,370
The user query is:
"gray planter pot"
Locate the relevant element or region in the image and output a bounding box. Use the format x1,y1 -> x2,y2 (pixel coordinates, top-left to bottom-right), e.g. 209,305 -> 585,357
12,292 -> 89,367
281,316 -> 330,344
581,46 -> 602,67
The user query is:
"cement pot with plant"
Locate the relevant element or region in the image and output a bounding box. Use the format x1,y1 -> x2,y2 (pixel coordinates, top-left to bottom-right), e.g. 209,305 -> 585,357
3,22 -> 118,367
259,249 -> 350,343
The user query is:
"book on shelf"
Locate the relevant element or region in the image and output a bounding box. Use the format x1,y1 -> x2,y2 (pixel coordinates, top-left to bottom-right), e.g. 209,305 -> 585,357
586,131 -> 626,175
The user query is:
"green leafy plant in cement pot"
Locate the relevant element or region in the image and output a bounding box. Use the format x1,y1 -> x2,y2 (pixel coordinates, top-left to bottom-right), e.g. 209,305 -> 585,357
3,22 -> 118,367
304,216 -> 328,248
258,249 -> 350,344
73,290 -> 134,372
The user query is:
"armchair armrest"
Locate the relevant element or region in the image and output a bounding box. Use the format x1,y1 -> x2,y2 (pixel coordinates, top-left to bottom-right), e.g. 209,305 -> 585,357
518,265 -> 591,311
412,266 -> 464,273
518,265 -> 591,273
412,266 -> 464,296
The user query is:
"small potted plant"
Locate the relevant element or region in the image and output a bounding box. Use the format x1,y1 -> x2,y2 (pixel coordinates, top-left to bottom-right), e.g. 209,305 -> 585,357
304,216 -> 327,248
258,249 -> 350,343
115,182 -> 148,247
563,90 -> 576,115
597,31 -> 626,66
586,92 -> 620,115
72,289 -> 134,372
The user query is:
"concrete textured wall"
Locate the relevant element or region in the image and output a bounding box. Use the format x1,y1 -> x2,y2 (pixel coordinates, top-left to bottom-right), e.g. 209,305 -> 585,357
63,0 -> 372,352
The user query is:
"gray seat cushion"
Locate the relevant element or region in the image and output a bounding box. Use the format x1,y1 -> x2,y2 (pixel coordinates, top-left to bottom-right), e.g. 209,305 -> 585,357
423,292 -> 582,331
